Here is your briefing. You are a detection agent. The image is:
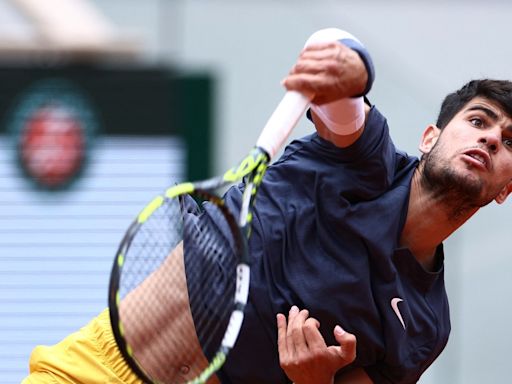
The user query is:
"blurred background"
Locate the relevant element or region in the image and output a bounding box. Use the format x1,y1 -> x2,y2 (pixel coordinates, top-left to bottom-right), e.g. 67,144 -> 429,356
0,0 -> 510,383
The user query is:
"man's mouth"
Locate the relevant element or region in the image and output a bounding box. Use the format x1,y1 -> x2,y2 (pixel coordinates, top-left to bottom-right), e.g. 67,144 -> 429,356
462,148 -> 491,171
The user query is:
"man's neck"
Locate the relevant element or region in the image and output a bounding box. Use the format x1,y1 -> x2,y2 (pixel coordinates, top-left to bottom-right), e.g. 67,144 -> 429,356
400,170 -> 478,271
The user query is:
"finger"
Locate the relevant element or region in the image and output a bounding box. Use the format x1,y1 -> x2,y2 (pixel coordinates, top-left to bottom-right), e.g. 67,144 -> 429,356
286,305 -> 304,334
288,308 -> 309,333
301,41 -> 343,54
288,308 -> 310,355
282,73 -> 322,94
296,52 -> 339,70
286,305 -> 300,334
302,317 -> 327,350
330,325 -> 357,364
283,74 -> 340,105
276,313 -> 288,361
299,43 -> 351,70
290,58 -> 340,76
290,46 -> 347,76
286,306 -> 300,355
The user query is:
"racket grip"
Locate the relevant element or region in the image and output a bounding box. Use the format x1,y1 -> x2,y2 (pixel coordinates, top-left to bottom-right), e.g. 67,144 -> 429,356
256,90 -> 312,159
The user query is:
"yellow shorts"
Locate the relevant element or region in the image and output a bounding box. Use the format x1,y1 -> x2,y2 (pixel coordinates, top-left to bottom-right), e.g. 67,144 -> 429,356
21,308 -> 141,384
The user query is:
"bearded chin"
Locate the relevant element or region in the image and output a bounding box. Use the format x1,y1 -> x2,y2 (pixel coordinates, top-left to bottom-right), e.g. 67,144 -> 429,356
420,150 -> 493,217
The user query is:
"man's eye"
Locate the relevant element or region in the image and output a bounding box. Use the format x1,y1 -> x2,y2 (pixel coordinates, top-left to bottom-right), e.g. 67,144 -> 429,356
503,138 -> 512,148
470,118 -> 483,127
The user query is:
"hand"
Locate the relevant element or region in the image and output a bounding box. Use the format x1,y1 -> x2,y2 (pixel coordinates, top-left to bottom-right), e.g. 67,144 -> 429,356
282,42 -> 368,105
277,306 -> 357,384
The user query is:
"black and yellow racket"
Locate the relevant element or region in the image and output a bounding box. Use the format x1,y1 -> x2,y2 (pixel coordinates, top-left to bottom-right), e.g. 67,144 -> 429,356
108,28 -> 345,384
108,88 -> 311,383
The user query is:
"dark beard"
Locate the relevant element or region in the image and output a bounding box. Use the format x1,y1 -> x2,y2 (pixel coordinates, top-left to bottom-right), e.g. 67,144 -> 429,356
420,148 -> 492,218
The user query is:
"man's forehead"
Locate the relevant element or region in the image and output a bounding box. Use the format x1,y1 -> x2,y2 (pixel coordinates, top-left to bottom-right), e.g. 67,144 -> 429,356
458,97 -> 512,135
462,97 -> 509,119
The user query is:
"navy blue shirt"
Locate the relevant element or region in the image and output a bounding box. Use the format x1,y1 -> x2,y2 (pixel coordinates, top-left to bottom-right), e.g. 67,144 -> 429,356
217,105 -> 450,383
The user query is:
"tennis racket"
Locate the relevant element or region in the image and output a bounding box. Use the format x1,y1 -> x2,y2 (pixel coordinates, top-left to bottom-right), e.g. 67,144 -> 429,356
108,28 -> 345,384
108,92 -> 311,383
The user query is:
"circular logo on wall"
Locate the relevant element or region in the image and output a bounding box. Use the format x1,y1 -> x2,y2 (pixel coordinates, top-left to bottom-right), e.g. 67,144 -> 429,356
8,78 -> 99,190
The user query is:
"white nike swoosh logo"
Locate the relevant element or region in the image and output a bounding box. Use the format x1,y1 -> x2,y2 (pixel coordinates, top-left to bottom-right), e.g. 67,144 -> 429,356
391,297 -> 406,329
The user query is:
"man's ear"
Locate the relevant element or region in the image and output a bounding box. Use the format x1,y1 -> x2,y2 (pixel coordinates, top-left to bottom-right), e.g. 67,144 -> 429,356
495,181 -> 512,204
419,124 -> 441,154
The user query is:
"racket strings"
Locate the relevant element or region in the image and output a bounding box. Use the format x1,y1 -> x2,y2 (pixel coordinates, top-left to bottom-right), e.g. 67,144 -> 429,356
119,198 -> 191,381
119,198 -> 183,298
117,194 -> 240,383
182,201 -> 238,359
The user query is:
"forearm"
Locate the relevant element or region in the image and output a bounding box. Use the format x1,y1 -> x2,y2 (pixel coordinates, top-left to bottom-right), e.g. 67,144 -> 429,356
312,102 -> 370,148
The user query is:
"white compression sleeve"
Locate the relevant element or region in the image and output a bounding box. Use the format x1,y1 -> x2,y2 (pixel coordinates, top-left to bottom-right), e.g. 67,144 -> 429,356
310,96 -> 365,136
306,28 -> 371,136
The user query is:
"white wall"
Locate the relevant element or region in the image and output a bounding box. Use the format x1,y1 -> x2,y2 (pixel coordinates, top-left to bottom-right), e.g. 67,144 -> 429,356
94,1 -> 512,382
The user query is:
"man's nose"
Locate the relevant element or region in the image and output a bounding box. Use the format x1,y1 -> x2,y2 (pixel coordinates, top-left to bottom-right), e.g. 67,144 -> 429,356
478,132 -> 500,152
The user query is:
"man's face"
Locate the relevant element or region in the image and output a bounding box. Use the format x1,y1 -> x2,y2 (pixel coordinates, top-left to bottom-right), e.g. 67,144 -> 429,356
421,97 -> 512,209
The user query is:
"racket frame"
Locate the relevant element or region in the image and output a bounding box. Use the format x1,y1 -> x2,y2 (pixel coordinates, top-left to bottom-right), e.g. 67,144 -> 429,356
108,147 -> 269,384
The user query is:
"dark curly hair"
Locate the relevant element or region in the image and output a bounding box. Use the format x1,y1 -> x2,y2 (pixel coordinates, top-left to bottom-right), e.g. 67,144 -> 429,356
436,79 -> 512,129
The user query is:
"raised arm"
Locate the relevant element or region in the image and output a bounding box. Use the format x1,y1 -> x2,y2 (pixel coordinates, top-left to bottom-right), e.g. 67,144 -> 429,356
282,29 -> 374,148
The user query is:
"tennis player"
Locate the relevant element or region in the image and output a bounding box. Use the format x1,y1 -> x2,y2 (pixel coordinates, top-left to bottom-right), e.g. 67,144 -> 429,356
272,76 -> 512,383
23,29 -> 512,384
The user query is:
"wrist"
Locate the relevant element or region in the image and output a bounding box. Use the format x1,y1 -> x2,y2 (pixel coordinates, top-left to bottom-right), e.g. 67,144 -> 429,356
338,37 -> 375,97
311,96 -> 364,136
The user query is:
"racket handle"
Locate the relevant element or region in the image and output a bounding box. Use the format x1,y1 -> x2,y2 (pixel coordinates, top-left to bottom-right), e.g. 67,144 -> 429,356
256,28 -> 359,159
256,90 -> 312,159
